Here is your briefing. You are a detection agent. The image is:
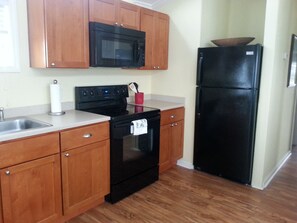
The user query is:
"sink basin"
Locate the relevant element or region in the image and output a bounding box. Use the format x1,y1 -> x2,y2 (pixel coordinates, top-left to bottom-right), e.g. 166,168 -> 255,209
0,118 -> 52,135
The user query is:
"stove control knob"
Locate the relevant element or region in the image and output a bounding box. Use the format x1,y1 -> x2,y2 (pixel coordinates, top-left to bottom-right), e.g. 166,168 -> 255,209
90,90 -> 94,96
82,90 -> 88,96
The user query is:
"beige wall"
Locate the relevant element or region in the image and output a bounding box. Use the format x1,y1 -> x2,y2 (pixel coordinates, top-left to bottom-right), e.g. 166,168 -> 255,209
152,0 -> 202,166
253,0 -> 297,188
0,0 -> 153,109
200,0 -> 266,47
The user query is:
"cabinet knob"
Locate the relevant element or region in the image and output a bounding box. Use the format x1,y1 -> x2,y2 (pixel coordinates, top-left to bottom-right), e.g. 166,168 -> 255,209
65,153 -> 70,157
115,22 -> 119,26
157,66 -> 160,69
83,133 -> 92,138
120,23 -> 124,27
174,123 -> 178,126
170,115 -> 175,119
50,62 -> 55,66
153,66 -> 156,69
5,170 -> 10,175
170,124 -> 174,127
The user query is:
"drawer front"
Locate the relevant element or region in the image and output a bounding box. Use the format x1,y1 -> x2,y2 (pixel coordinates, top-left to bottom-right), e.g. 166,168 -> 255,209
60,122 -> 110,151
161,107 -> 185,126
0,133 -> 60,168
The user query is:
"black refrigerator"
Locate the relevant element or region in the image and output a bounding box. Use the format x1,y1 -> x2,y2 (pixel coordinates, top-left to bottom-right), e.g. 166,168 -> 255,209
194,44 -> 263,184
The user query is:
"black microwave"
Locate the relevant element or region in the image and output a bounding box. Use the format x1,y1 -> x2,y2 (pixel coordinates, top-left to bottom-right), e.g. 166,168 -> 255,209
89,22 -> 145,68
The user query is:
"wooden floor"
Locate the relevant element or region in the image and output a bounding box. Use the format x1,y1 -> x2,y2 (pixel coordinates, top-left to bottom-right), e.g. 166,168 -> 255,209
68,149 -> 297,223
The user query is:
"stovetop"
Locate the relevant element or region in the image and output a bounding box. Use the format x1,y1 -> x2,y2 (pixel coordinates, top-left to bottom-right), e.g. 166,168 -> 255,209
75,85 -> 160,121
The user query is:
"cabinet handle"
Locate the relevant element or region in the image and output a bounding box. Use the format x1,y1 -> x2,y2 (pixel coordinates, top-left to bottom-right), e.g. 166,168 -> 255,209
50,62 -> 55,66
5,170 -> 10,176
83,133 -> 92,138
170,115 -> 175,119
65,153 -> 70,157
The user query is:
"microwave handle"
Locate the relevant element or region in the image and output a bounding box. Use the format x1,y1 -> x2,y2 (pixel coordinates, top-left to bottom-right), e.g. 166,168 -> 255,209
136,42 -> 145,67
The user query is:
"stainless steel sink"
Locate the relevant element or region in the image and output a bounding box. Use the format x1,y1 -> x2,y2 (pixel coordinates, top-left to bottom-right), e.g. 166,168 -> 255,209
0,118 -> 52,135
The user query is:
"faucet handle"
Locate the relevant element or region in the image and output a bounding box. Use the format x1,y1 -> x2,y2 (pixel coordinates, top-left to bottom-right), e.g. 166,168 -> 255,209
0,107 -> 3,111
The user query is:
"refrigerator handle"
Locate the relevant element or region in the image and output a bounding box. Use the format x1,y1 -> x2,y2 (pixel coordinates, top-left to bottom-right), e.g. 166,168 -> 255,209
196,87 -> 202,118
197,54 -> 203,85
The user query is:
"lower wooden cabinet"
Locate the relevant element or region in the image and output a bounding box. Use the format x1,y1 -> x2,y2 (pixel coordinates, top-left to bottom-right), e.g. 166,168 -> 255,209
159,107 -> 185,173
61,140 -> 110,215
0,155 -> 62,223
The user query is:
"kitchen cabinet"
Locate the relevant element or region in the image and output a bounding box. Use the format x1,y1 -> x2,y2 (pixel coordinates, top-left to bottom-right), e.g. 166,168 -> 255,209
140,8 -> 169,70
60,122 -> 110,217
0,133 -> 62,223
159,107 -> 185,173
27,0 -> 89,68
89,0 -> 140,30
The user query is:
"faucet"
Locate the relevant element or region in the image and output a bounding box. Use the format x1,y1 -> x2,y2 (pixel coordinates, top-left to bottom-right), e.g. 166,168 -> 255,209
0,107 -> 4,122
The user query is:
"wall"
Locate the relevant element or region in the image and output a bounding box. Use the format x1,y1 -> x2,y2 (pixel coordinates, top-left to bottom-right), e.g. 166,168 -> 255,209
200,0 -> 266,47
0,0 -> 153,109
151,0 -> 202,167
252,0 -> 297,188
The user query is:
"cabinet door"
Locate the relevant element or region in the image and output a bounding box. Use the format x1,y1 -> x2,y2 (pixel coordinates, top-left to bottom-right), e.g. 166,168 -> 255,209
159,124 -> 172,173
1,155 -> 62,223
118,1 -> 140,30
89,0 -> 118,25
153,12 -> 169,70
171,120 -> 184,163
140,8 -> 154,69
45,0 -> 89,68
61,141 -> 110,215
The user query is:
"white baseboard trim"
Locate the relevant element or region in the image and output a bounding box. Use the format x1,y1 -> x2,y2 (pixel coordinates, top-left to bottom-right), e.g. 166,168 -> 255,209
262,151 -> 292,189
177,159 -> 194,170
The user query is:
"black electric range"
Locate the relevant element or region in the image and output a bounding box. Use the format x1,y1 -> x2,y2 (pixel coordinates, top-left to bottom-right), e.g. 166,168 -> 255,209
75,85 -> 160,203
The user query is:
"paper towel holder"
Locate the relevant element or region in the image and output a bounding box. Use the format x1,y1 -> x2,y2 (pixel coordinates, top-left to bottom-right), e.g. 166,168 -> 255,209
48,80 -> 66,116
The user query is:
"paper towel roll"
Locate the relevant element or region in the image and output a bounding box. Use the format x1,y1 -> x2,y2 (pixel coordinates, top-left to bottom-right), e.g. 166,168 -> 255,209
50,82 -> 62,113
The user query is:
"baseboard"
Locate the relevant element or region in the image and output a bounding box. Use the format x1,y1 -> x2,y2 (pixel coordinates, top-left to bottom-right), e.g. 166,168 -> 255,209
262,151 -> 292,189
177,159 -> 194,170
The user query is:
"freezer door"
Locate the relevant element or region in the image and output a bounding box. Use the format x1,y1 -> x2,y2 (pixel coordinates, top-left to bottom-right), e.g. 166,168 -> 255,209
194,87 -> 258,184
197,45 -> 262,89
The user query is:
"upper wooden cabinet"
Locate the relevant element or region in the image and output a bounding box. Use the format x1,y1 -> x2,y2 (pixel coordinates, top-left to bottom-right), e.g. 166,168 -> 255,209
140,8 -> 169,70
27,0 -> 89,68
89,0 -> 140,30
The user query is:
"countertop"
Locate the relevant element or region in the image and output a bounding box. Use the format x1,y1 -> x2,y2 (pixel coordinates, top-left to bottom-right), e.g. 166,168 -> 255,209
130,99 -> 184,111
0,110 -> 110,142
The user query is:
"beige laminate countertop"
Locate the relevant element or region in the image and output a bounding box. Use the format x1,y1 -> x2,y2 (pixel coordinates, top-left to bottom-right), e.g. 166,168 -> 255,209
0,110 -> 110,142
130,99 -> 184,111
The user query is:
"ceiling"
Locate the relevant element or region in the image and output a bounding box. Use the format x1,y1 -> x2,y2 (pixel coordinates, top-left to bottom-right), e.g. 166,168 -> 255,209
132,0 -> 169,9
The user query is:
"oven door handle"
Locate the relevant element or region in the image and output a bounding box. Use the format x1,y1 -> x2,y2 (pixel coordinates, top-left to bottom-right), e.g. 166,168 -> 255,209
113,116 -> 160,129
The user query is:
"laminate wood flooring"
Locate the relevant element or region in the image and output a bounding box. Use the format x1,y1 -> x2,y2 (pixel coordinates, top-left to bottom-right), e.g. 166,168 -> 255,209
68,149 -> 297,223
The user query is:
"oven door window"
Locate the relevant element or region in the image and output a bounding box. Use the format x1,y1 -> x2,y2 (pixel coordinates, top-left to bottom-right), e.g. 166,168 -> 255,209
123,130 -> 153,162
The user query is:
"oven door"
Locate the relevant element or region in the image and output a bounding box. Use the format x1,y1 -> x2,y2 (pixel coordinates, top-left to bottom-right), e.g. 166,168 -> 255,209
110,115 -> 160,185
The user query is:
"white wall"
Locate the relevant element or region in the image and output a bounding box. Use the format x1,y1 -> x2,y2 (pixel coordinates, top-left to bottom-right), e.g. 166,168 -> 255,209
152,0 -> 202,166
0,0 -> 153,109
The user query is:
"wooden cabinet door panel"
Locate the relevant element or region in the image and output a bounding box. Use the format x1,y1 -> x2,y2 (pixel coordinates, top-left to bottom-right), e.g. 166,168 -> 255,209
62,141 -> 110,215
159,124 -> 172,173
45,0 -> 89,68
89,0 -> 118,25
171,120 -> 184,162
153,12 -> 169,70
118,1 -> 140,30
1,155 -> 62,223
140,8 -> 154,69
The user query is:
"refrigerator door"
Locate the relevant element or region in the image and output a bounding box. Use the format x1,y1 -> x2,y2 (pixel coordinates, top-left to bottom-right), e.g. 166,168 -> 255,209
194,87 -> 257,184
197,45 -> 262,89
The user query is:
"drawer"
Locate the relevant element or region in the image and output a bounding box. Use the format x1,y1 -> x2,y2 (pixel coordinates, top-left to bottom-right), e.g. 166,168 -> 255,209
161,107 -> 185,126
60,122 -> 110,151
0,132 -> 59,168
